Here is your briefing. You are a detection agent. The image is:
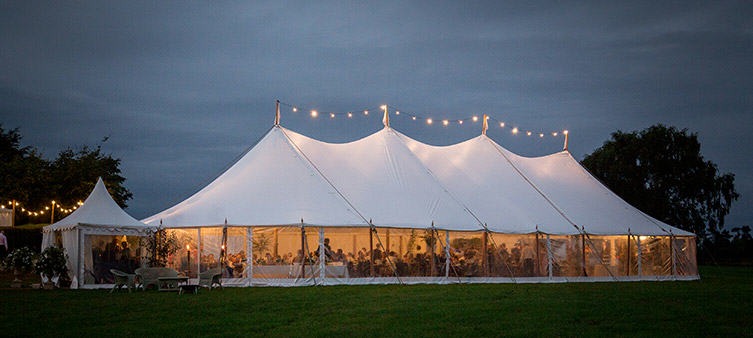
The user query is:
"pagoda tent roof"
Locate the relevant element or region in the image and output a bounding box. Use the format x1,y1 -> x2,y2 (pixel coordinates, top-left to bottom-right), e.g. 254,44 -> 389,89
45,177 -> 150,232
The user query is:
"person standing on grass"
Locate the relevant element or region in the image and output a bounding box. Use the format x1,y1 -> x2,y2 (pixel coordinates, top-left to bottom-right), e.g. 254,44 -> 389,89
0,230 -> 8,259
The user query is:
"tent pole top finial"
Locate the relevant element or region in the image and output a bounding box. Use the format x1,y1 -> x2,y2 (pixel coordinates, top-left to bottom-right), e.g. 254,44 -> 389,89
381,104 -> 389,128
274,100 -> 281,126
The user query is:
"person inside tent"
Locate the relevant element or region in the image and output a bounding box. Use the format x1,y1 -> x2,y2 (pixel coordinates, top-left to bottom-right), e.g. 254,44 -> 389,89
521,242 -> 535,276
314,238 -> 335,262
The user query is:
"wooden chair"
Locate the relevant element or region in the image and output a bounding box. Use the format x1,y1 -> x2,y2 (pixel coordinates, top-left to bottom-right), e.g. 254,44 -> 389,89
198,268 -> 222,290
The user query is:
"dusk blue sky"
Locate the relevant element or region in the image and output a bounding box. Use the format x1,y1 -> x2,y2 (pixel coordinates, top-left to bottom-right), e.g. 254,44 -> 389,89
2,2 -> 752,227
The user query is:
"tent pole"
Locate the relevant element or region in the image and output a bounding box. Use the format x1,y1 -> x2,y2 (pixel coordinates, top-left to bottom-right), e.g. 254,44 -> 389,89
430,225 -> 437,277
546,234 -> 553,280
481,230 -> 488,277
636,236 -> 642,278
77,229 -> 83,288
535,230 -> 540,277
626,230 -> 631,277
369,220 -> 375,277
670,232 -> 677,278
581,233 -> 587,277
445,231 -> 450,279
196,228 -> 201,277
247,227 -> 253,280
273,228 -> 279,258
319,228 -> 325,283
221,220 -> 228,273
274,100 -> 280,126
385,229 -> 390,254
300,219 -> 305,279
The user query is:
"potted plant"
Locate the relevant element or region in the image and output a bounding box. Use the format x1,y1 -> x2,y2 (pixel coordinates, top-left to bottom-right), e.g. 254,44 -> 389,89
35,246 -> 69,289
4,246 -> 37,288
145,226 -> 181,267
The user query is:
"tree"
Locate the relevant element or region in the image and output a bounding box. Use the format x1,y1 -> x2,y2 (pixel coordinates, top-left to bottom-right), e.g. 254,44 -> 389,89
48,146 -> 132,209
0,125 -> 51,213
581,124 -> 738,239
0,125 -> 133,224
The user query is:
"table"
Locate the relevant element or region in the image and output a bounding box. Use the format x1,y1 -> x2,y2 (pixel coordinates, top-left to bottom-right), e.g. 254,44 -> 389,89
157,276 -> 189,291
252,264 -> 349,278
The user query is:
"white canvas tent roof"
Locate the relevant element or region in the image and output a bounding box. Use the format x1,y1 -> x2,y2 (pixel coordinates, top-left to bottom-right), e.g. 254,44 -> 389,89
142,127 -> 367,228
502,149 -> 694,236
45,177 -> 150,232
143,124 -> 694,237
401,133 -> 576,234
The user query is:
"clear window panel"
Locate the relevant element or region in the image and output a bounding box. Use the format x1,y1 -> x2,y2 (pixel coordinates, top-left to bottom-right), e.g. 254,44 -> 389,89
640,236 -> 672,276
84,234 -> 145,284
167,229 -> 198,278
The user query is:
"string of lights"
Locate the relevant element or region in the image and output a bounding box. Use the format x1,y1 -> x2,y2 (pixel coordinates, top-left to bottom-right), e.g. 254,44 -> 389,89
278,101 -> 569,140
0,199 -> 82,217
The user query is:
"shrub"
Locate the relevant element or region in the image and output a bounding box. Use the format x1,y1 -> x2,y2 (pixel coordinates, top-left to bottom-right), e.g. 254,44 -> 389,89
35,246 -> 69,282
4,246 -> 37,272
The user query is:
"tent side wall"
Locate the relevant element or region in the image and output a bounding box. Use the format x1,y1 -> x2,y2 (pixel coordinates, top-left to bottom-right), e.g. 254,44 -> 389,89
161,225 -> 698,286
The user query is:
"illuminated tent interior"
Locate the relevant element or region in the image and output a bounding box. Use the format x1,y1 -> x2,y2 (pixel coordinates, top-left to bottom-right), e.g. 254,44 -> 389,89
42,177 -> 156,288
142,109 -> 698,286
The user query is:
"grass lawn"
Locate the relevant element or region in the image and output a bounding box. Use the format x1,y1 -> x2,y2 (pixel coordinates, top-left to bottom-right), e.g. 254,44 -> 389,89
0,266 -> 750,337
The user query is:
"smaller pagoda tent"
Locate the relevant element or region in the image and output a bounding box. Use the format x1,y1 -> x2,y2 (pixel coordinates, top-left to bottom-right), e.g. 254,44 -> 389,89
42,177 -> 155,288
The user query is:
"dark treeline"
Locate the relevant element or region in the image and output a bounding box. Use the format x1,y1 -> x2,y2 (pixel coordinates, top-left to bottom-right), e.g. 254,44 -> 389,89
0,124 -> 131,225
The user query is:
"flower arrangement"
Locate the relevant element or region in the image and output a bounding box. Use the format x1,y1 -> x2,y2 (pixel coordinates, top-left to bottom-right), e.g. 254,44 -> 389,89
4,246 -> 37,273
35,246 -> 69,285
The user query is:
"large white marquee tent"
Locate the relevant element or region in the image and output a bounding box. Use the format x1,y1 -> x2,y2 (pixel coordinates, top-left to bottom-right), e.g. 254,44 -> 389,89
141,111 -> 697,286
